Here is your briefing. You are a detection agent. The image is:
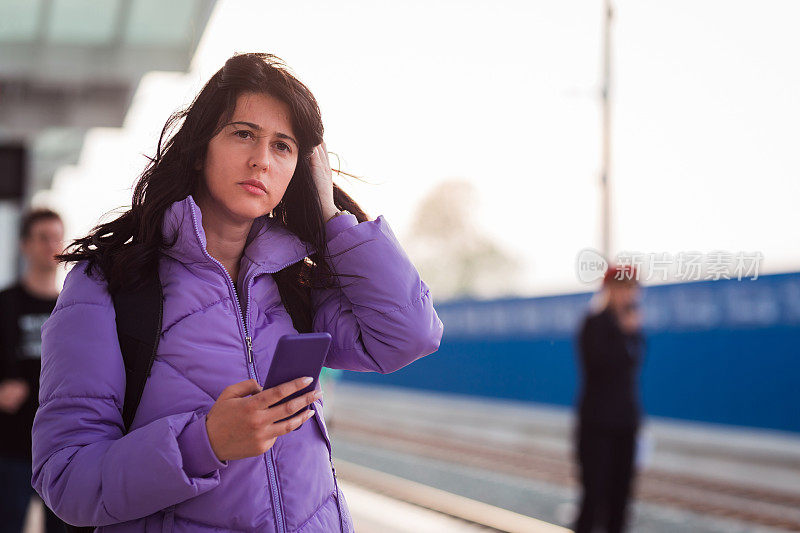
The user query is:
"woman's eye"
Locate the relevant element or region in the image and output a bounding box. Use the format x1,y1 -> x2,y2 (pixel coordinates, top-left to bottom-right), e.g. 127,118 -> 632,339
275,142 -> 291,152
234,130 -> 254,140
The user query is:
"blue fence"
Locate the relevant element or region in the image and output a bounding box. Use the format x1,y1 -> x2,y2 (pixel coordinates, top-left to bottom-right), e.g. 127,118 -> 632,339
340,272 -> 800,434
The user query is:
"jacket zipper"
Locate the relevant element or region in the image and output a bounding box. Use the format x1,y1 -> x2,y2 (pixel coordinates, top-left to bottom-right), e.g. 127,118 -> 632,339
244,259 -> 316,533
190,204 -> 316,533
244,259 -> 348,533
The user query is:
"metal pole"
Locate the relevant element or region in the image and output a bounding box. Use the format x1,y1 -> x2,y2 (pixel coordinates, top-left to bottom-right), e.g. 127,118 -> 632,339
600,0 -> 613,260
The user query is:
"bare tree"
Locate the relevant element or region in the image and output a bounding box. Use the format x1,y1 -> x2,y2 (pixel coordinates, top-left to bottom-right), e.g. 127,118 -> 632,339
404,179 -> 523,300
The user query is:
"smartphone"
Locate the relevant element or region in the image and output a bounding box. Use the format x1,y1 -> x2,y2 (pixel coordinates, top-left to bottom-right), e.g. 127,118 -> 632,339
263,332 -> 332,425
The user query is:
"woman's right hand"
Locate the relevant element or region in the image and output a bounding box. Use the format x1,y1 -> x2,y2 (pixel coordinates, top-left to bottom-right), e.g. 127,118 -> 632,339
205,377 -> 321,462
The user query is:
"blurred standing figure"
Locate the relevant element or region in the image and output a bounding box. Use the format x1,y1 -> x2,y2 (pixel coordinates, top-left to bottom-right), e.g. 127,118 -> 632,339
0,208 -> 67,533
574,264 -> 645,533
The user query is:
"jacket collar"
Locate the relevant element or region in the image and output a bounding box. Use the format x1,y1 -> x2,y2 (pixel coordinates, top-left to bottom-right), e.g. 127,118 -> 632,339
161,195 -> 313,279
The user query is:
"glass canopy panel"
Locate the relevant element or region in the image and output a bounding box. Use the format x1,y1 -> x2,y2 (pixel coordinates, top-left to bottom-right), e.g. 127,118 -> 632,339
125,0 -> 196,47
0,0 -> 43,42
47,0 -> 122,45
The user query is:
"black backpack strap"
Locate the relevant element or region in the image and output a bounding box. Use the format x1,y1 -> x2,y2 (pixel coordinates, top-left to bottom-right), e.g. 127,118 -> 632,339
64,272 -> 163,533
111,271 -> 164,433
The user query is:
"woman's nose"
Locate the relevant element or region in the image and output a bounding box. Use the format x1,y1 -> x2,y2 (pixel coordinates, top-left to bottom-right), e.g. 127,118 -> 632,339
248,146 -> 271,172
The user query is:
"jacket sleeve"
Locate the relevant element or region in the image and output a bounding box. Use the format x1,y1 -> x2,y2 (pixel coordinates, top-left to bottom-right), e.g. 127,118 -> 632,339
31,261 -> 227,527
311,214 -> 444,374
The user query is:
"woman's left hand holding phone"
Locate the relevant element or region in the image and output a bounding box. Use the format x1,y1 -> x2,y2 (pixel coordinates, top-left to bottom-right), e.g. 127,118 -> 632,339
205,377 -> 322,462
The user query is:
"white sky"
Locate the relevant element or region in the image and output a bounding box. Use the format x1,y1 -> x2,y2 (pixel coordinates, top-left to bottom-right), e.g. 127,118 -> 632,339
41,0 -> 800,297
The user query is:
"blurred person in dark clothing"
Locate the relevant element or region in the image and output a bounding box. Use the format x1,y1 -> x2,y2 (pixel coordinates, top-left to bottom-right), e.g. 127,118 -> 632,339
0,208 -> 67,533
573,264 -> 645,533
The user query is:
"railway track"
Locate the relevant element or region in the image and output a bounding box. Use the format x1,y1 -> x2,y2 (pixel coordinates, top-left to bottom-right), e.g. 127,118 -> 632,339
332,418 -> 800,531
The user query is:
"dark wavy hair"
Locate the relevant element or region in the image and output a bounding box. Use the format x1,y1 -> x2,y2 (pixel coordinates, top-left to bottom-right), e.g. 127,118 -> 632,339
56,52 -> 369,333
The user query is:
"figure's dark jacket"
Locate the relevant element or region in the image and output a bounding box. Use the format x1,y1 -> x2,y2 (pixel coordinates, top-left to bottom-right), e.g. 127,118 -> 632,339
576,306 -> 645,429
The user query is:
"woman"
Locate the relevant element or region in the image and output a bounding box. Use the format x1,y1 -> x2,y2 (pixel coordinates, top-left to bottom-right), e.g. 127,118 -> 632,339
31,52 -> 444,532
574,264 -> 645,533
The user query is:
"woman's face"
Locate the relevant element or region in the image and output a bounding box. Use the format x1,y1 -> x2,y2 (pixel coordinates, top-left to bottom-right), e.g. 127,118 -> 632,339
199,92 -> 299,225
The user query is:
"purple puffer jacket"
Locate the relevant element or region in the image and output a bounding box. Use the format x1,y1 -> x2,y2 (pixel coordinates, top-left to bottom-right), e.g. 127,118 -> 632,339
32,195 -> 443,532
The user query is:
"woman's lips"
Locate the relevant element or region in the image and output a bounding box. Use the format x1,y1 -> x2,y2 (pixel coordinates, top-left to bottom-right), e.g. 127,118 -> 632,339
239,183 -> 266,196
